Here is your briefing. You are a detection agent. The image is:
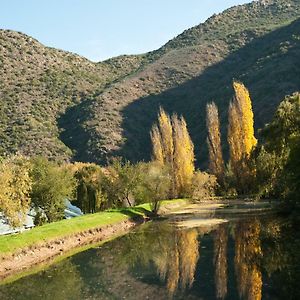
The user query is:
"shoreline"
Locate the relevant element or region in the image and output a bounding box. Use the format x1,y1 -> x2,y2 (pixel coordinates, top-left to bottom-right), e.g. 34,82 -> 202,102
0,199 -> 188,282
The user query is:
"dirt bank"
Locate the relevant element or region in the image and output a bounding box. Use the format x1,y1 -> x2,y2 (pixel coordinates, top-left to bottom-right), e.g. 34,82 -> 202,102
0,218 -> 143,281
0,200 -> 189,281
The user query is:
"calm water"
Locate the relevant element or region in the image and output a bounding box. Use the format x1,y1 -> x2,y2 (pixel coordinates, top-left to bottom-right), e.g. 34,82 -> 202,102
0,203 -> 300,300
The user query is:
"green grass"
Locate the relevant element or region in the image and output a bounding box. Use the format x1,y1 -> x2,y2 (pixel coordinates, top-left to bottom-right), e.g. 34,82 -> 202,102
0,199 -> 188,256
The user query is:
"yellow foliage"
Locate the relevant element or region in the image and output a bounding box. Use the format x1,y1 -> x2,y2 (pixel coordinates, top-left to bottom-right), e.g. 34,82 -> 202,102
173,115 -> 195,196
157,107 -> 174,165
150,124 -> 164,164
0,155 -> 32,227
233,81 -> 257,155
228,100 -> 244,164
206,102 -> 225,181
151,108 -> 195,198
214,225 -> 228,299
227,82 -> 257,192
234,220 -> 262,300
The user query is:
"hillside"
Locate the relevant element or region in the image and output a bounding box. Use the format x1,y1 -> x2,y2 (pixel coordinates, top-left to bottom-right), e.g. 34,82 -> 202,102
1,0 -> 300,165
0,30 -> 146,160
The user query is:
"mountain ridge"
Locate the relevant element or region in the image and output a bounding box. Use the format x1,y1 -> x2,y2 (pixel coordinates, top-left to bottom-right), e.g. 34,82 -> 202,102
1,0 -> 300,164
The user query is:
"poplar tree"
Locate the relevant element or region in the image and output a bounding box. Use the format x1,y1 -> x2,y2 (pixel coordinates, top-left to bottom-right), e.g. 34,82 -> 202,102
233,81 -> 257,155
206,102 -> 225,182
150,124 -> 164,164
173,115 -> 195,196
151,107 -> 195,198
227,81 -> 257,192
157,107 -> 174,165
228,100 -> 244,167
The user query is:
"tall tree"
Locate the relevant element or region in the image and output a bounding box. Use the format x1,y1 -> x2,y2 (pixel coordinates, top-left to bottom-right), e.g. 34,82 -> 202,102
151,107 -> 195,198
150,124 -> 164,164
206,102 -> 225,182
233,81 -> 257,155
227,82 -> 257,192
157,107 -> 174,166
173,115 -> 195,196
228,100 -> 244,168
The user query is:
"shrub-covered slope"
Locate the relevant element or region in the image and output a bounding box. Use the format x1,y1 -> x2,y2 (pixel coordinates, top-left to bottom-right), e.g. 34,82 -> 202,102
0,30 -> 146,160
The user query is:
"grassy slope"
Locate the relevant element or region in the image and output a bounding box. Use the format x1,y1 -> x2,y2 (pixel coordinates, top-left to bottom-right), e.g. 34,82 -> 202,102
0,200 -> 187,255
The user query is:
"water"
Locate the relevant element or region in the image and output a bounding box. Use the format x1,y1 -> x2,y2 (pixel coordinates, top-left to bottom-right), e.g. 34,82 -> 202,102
0,203 -> 299,300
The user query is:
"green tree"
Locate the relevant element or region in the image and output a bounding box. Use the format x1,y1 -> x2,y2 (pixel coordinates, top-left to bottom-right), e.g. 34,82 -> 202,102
75,164 -> 108,213
105,159 -> 142,207
134,162 -> 171,214
30,157 -> 76,223
254,93 -> 300,205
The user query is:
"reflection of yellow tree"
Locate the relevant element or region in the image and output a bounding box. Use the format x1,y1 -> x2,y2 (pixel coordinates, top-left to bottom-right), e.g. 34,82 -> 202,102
235,219 -> 262,300
214,225 -> 228,299
155,229 -> 199,295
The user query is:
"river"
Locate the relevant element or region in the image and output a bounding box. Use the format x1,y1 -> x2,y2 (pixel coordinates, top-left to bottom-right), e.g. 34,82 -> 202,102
0,201 -> 299,300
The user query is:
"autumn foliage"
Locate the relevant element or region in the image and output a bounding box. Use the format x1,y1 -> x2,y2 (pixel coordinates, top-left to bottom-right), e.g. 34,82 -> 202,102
206,102 -> 225,182
151,108 -> 195,197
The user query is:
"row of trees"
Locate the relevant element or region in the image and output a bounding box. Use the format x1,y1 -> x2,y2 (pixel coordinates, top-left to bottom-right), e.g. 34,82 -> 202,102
150,81 -> 257,201
206,81 -> 257,194
150,80 -> 299,208
0,156 -> 180,227
0,156 -> 76,227
1,81 -> 298,227
206,82 -> 299,206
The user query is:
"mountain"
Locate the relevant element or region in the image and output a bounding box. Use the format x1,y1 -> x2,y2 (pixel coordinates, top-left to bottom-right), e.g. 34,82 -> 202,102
1,0 -> 300,165
0,30 -> 146,160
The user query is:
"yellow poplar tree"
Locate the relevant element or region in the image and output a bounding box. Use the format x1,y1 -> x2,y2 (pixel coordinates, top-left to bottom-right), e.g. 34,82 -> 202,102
150,107 -> 195,198
206,102 -> 225,181
157,107 -> 174,165
227,82 -> 257,192
173,115 -> 195,196
228,100 -> 244,166
150,124 -> 164,164
233,81 -> 257,155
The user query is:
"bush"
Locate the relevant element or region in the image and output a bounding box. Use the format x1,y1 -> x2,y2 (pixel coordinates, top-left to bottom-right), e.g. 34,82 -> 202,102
134,162 -> 171,214
104,159 -> 143,207
30,157 -> 76,223
190,171 -> 218,200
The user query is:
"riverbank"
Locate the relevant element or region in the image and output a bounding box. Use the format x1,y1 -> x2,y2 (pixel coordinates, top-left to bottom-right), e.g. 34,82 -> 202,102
0,199 -> 188,281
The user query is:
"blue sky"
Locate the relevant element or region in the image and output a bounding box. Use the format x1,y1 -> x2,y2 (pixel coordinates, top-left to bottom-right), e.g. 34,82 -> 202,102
0,0 -> 251,62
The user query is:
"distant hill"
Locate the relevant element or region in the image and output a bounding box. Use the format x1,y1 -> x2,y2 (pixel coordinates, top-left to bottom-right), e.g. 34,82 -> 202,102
1,0 -> 300,165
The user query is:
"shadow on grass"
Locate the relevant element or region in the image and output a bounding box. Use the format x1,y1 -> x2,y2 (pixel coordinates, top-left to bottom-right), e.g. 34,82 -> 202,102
114,207 -> 155,221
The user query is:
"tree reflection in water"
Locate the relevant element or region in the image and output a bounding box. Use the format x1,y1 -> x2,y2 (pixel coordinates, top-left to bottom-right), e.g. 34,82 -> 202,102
1,214 -> 300,300
234,219 -> 262,300
214,224 -> 228,299
155,229 -> 199,294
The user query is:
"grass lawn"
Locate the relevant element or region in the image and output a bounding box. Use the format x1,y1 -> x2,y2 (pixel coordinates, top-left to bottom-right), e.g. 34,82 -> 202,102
0,199 -> 187,256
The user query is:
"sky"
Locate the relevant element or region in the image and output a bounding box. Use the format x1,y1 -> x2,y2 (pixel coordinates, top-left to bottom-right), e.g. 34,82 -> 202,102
0,0 -> 251,62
